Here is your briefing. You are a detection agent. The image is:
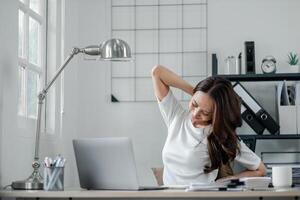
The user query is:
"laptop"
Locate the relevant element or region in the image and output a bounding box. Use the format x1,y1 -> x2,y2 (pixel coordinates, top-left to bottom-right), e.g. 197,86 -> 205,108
73,137 -> 167,190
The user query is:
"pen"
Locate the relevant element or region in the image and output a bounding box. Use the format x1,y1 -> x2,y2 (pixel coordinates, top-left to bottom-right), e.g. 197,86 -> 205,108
44,155 -> 65,190
44,157 -> 52,167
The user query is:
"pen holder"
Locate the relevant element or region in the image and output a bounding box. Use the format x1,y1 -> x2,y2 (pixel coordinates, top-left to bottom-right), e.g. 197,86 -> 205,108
44,166 -> 64,191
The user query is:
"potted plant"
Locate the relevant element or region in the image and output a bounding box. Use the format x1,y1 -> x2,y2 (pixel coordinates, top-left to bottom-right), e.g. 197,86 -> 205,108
287,52 -> 299,73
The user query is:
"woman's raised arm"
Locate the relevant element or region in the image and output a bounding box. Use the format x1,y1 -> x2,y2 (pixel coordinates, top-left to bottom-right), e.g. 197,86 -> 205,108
151,65 -> 194,101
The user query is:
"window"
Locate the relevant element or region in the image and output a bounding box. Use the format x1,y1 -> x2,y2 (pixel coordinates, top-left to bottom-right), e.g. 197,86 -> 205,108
18,0 -> 46,119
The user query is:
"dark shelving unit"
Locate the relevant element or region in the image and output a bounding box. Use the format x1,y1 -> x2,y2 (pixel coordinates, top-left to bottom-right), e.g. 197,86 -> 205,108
215,73 -> 300,82
239,134 -> 300,140
213,73 -> 300,150
239,134 -> 300,151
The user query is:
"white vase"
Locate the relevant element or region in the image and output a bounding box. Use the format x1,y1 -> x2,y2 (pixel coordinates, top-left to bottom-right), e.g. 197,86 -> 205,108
289,65 -> 300,73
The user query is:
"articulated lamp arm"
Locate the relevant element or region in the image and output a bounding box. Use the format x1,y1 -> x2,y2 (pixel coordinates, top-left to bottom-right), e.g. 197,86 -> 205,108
35,45 -> 102,161
34,47 -> 81,162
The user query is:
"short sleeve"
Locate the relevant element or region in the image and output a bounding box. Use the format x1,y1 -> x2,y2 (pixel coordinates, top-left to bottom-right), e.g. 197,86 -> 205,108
157,90 -> 184,127
234,140 -> 261,170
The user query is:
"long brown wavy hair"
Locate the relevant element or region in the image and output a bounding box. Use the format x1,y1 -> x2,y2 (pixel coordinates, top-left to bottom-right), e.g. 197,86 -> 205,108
193,76 -> 242,176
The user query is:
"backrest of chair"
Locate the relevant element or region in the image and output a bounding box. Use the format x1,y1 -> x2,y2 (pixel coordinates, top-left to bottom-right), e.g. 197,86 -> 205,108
151,167 -> 164,186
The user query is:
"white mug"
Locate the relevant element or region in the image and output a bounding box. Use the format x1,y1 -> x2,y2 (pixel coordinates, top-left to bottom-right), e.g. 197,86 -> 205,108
272,166 -> 292,187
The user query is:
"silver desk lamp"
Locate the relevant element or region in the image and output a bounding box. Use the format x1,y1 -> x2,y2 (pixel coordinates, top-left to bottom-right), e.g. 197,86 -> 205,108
11,38 -> 131,190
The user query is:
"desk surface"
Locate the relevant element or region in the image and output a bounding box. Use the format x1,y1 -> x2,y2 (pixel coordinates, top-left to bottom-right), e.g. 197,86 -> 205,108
1,188 -> 300,198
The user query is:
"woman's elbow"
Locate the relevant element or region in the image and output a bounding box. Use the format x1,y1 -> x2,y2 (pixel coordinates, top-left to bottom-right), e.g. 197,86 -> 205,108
151,64 -> 162,77
256,162 -> 267,176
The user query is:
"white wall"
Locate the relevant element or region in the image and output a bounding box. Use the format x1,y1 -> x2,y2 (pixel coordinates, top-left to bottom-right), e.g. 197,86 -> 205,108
208,0 -> 300,74
0,0 -> 6,186
59,0 -> 81,187
0,0 -> 23,187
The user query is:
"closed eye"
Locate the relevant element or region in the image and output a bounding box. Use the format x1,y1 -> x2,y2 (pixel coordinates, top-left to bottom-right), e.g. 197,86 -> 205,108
192,100 -> 198,107
201,112 -> 210,116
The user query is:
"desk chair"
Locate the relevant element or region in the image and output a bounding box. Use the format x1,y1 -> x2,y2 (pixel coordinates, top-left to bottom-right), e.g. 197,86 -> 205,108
151,167 -> 164,186
151,163 -> 233,185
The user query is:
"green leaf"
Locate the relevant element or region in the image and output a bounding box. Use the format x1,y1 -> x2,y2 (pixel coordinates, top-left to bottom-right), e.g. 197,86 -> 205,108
287,52 -> 299,65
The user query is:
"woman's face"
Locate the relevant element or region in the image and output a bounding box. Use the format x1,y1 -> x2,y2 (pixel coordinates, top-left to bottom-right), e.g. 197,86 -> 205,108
189,91 -> 214,128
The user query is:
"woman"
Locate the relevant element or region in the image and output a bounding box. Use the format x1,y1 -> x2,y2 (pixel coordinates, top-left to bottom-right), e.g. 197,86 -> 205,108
151,65 -> 266,185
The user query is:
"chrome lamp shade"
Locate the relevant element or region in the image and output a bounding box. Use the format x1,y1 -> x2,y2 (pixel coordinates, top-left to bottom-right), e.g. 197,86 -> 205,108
83,38 -> 131,61
100,38 -> 131,61
11,38 -> 131,190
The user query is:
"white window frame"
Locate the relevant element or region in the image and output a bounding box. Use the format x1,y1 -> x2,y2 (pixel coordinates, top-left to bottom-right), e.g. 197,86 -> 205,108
18,0 -> 46,119
44,0 -> 64,136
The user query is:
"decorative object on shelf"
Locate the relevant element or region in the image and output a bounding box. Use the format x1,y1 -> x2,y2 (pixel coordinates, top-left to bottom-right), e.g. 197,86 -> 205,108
245,41 -> 256,74
237,52 -> 242,74
224,53 -> 242,75
261,55 -> 277,74
287,52 -> 299,73
224,55 -> 236,74
212,53 -> 218,75
11,38 -> 132,190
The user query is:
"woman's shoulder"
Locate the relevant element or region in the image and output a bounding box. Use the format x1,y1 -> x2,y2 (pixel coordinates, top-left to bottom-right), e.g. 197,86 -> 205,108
172,108 -> 189,124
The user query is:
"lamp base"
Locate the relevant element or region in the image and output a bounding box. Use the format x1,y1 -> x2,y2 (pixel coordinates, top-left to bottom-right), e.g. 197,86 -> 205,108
12,160 -> 44,190
12,180 -> 43,190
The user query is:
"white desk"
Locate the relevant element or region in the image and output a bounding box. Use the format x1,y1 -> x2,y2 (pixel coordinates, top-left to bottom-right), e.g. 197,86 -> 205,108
0,188 -> 300,199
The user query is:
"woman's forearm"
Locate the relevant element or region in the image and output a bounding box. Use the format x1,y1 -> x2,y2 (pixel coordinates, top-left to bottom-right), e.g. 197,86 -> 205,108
217,162 -> 266,182
234,162 -> 266,178
152,65 -> 194,95
234,169 -> 265,178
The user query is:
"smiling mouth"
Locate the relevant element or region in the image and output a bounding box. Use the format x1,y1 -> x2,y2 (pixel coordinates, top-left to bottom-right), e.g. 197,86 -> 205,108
191,117 -> 210,126
192,118 -> 203,125
192,116 -> 201,121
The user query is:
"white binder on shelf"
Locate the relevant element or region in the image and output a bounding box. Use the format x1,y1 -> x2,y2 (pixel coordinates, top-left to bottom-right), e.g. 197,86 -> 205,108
233,82 -> 280,135
296,82 -> 300,135
277,81 -> 298,135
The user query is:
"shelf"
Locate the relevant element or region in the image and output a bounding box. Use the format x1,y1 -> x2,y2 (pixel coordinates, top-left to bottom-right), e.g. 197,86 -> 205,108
239,134 -> 300,151
215,73 -> 300,82
239,134 -> 300,140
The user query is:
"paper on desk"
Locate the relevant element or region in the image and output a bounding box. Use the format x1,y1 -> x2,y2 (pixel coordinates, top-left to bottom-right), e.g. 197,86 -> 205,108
165,185 -> 188,189
185,182 -> 228,192
164,182 -> 224,191
239,177 -> 271,189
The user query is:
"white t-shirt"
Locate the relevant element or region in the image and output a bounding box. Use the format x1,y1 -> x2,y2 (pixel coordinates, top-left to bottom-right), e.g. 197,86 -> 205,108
158,90 -> 261,185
